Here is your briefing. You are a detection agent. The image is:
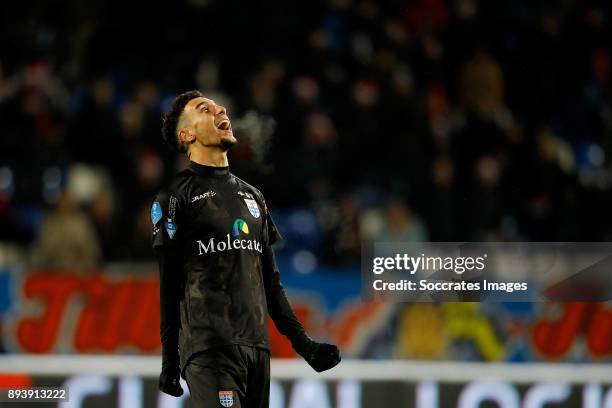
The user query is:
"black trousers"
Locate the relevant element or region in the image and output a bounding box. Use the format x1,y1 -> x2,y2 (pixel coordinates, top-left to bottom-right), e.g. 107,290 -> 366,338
184,345 -> 270,408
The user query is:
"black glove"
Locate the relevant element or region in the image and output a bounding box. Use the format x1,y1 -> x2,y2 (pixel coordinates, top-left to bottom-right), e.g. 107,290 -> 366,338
299,341 -> 341,372
159,365 -> 184,397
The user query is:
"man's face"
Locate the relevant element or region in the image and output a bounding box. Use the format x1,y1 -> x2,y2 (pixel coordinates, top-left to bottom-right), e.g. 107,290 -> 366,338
179,97 -> 236,151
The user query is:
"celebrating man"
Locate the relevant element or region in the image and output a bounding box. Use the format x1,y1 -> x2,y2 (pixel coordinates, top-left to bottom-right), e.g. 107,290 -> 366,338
151,90 -> 340,407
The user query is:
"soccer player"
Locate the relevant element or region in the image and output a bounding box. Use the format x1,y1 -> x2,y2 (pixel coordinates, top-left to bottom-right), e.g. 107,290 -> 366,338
152,90 -> 340,407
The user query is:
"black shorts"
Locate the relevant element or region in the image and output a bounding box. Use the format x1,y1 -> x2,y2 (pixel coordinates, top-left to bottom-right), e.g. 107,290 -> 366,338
183,345 -> 270,408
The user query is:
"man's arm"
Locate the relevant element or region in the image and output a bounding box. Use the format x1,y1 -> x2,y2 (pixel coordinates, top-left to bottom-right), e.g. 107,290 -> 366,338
262,245 -> 341,372
262,246 -> 311,350
151,187 -> 185,396
155,246 -> 184,396
156,247 -> 182,370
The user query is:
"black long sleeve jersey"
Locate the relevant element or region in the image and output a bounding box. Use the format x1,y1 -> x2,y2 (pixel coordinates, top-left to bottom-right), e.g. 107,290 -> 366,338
151,161 -> 309,373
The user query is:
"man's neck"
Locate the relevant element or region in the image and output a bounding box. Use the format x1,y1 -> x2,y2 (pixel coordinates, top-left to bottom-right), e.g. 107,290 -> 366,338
188,148 -> 229,167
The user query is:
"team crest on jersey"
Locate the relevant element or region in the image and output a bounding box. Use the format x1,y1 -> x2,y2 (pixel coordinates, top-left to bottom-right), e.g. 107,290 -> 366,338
150,202 -> 162,225
244,198 -> 260,218
165,218 -> 177,239
219,390 -> 233,407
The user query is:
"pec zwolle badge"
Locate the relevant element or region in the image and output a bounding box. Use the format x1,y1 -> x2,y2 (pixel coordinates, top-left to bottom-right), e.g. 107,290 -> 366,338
219,390 -> 234,407
244,198 -> 260,218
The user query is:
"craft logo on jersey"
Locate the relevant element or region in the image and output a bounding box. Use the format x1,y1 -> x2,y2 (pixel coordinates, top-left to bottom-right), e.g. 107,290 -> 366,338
191,190 -> 216,203
219,391 -> 233,407
150,202 -> 162,225
232,218 -> 250,237
244,198 -> 260,218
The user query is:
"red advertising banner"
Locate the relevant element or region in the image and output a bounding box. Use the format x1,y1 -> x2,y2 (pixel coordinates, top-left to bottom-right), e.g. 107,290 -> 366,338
1,268 -> 611,362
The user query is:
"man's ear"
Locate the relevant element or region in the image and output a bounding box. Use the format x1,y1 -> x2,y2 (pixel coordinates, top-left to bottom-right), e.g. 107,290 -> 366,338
178,129 -> 195,144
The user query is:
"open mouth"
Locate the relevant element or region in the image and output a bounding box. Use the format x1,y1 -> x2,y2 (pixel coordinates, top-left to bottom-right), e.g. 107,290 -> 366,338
216,118 -> 232,131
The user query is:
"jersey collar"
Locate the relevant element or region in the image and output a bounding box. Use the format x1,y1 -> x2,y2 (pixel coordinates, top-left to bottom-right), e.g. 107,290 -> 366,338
188,161 -> 231,178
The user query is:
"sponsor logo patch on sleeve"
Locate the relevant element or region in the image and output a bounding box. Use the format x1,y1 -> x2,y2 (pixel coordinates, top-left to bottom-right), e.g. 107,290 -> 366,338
151,202 -> 162,225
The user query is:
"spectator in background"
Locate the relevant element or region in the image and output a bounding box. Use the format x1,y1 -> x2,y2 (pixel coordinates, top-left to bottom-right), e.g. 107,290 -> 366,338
471,155 -> 504,240
33,188 -> 101,272
425,156 -> 458,241
454,51 -> 512,167
375,199 -> 429,242
461,51 -> 506,121
290,112 -> 339,201
321,195 -> 362,265
32,164 -> 108,270
69,77 -> 118,167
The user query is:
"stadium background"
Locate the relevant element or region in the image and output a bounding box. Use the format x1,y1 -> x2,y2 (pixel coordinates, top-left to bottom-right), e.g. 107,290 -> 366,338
0,0 -> 611,406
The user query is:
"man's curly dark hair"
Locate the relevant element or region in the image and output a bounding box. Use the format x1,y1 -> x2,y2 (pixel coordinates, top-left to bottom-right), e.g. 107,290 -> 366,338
161,90 -> 204,153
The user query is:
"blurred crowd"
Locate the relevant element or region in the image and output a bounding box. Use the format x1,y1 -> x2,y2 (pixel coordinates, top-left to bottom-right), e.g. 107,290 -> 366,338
1,0 -> 612,269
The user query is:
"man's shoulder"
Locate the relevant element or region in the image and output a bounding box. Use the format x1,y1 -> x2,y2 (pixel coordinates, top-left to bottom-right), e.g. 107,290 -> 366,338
156,168 -> 193,198
231,174 -> 264,201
